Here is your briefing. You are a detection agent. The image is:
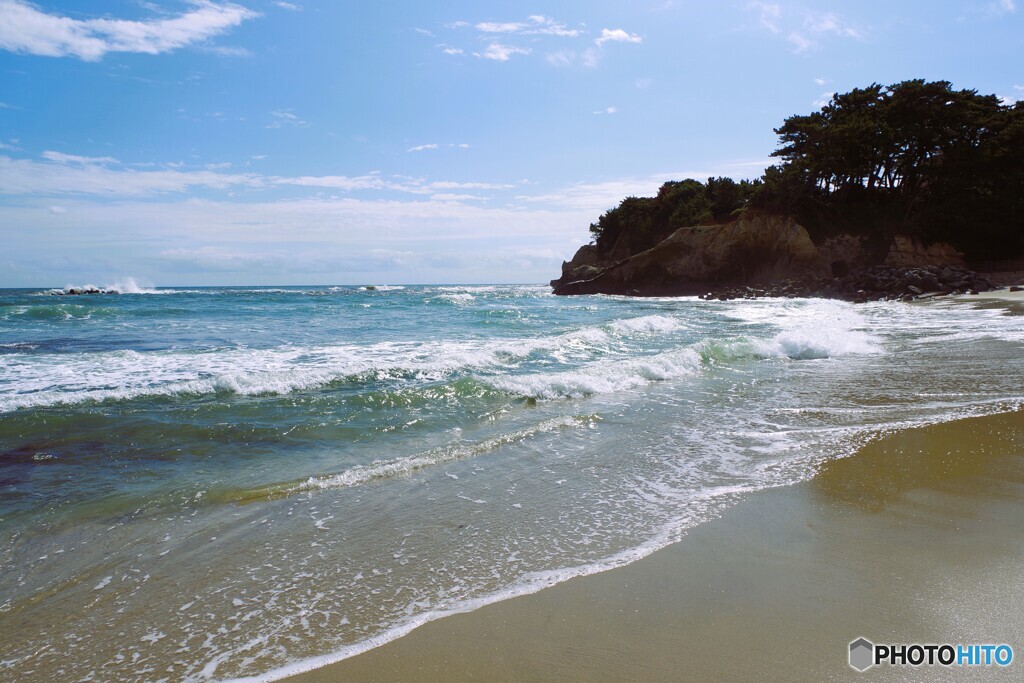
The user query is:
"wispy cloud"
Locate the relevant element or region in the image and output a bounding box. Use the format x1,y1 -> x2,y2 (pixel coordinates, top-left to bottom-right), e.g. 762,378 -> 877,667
474,15 -> 581,37
593,106 -> 618,115
476,43 -> 530,61
266,109 -> 307,128
41,150 -> 119,165
747,4 -> 863,53
274,2 -> 301,10
594,28 -> 642,46
0,0 -> 259,61
992,0 -> 1016,13
407,143 -> 439,152
438,14 -> 597,64
749,2 -> 781,33
0,152 -> 509,198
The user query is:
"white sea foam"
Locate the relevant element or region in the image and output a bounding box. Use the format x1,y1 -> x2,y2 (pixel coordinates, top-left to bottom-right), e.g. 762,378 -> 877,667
437,293 -> 475,303
724,298 -> 883,358
0,315 -> 661,411
222,482 -> 758,683
486,348 -> 703,400
0,299 -> 878,412
292,416 -> 590,493
606,314 -> 683,335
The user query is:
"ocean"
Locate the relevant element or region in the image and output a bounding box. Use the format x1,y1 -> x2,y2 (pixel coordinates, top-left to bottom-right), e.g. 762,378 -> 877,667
1,283 -> 1022,681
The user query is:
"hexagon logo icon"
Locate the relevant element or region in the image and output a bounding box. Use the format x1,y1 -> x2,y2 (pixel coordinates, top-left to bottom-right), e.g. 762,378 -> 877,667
849,637 -> 875,672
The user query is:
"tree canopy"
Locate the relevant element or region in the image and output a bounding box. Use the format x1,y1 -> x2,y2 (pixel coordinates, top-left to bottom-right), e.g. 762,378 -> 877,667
758,79 -> 1024,259
588,79 -> 1024,262
589,177 -> 760,258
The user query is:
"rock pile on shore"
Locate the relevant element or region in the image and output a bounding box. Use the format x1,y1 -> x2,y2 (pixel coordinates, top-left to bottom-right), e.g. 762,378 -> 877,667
698,264 -> 996,303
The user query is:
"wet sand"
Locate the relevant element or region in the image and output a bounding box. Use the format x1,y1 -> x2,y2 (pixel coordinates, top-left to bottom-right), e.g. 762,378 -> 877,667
284,409 -> 1024,681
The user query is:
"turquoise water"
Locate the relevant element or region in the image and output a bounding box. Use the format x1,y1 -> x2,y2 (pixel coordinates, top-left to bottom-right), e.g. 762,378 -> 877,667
1,284 -> 1023,681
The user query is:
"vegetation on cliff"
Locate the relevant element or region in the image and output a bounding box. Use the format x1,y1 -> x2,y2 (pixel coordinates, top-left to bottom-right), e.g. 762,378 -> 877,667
588,80 -> 1024,263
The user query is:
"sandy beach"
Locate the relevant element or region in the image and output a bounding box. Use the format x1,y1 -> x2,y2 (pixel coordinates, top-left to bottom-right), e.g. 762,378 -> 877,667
289,409 -> 1024,682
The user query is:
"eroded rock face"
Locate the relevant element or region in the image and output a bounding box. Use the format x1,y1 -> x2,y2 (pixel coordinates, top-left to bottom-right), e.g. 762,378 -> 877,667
551,212 -> 969,297
552,214 -> 820,296
883,235 -> 965,268
551,244 -> 604,287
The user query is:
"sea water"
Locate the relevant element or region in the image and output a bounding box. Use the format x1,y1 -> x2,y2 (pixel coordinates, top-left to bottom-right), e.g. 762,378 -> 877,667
1,284 -> 1022,681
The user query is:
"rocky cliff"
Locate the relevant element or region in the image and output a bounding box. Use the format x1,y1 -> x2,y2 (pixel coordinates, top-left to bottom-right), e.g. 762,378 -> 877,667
551,213 -> 966,297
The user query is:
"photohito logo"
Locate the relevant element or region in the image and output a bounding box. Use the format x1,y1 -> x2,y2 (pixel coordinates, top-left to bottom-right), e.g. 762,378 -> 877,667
849,637 -> 1013,672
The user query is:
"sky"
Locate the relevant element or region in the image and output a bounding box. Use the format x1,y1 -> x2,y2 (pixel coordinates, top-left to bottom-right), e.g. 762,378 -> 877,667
0,1 -> 1021,287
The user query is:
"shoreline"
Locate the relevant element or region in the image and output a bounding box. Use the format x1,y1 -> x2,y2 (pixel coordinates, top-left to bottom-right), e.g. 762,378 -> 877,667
283,409 -> 1024,682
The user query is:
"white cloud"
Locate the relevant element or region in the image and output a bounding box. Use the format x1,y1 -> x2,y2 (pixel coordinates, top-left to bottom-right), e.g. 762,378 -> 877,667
593,106 -> 618,115
426,180 -> 513,191
805,12 -> 862,39
439,45 -> 464,55
0,153 -> 515,198
546,49 -> 576,67
271,174 -> 393,191
581,47 -> 600,68
993,0 -> 1016,13
266,109 -> 307,128
999,85 -> 1024,105
476,43 -> 530,61
812,91 -> 835,108
48,205 -> 66,214
0,195 -> 594,284
0,0 -> 259,61
475,21 -> 524,33
635,77 -> 653,89
413,27 -> 434,36
430,193 -> 481,201
787,32 -> 813,53
474,15 -> 580,37
749,1 -> 781,33
407,143 -> 439,152
41,150 -> 119,165
525,15 -> 581,37
749,4 -> 862,53
594,28 -> 642,46
274,2 -> 301,10
814,77 -> 828,85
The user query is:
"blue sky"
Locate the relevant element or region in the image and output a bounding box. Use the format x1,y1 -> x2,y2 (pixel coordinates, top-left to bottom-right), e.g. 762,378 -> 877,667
1,0 -> 1021,286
